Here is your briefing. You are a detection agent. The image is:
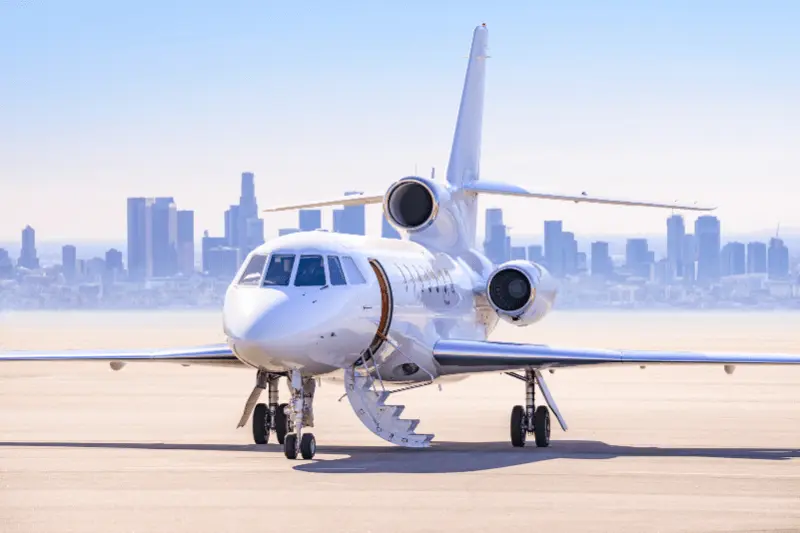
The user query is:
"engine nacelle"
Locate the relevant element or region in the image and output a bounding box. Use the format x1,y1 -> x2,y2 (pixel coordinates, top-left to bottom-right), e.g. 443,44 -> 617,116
383,176 -> 447,233
486,260 -> 558,326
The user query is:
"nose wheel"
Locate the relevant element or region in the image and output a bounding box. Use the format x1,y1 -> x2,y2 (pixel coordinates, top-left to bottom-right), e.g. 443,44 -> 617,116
283,370 -> 317,460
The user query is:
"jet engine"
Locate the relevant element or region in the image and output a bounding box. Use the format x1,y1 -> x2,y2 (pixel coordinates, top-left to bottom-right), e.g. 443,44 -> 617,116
486,260 -> 558,326
383,177 -> 446,233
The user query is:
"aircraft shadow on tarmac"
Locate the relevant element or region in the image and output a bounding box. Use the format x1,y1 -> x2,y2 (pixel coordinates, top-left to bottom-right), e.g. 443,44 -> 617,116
1,440 -> 798,474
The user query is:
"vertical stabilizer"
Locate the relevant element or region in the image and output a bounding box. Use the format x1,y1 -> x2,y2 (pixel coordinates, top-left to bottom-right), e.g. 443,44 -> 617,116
446,24 -> 489,245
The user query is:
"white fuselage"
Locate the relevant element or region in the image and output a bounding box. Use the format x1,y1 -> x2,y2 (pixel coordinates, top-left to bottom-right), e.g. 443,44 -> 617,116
222,231 -> 499,381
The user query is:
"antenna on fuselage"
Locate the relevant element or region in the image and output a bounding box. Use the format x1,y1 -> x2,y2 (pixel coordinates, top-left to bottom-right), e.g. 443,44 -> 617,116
431,167 -> 436,180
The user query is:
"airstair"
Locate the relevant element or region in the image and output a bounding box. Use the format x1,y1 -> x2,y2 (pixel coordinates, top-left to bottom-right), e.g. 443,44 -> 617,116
343,347 -> 434,448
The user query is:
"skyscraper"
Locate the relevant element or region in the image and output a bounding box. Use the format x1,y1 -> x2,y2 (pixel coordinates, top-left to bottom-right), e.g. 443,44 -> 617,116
695,215 -> 721,284
544,220 -> 564,277
768,238 -> 790,280
561,231 -> 578,275
682,233 -> 697,284
625,238 -> 651,279
18,225 -> 39,270
747,241 -> 767,274
666,215 -> 685,278
527,245 -> 544,263
62,245 -> 77,282
590,241 -> 612,277
127,197 -> 153,281
150,197 -> 178,277
177,210 -> 195,276
299,210 -> 322,232
721,242 -> 746,276
337,191 -> 366,235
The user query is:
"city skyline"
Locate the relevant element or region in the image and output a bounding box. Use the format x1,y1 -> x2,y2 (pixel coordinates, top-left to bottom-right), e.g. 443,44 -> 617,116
2,2 -> 799,240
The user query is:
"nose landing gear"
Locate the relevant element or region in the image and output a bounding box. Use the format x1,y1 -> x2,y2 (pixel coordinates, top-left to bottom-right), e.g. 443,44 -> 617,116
283,370 -> 317,460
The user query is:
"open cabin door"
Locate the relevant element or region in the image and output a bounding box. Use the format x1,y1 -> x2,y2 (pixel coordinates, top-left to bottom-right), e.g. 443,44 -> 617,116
366,259 -> 394,358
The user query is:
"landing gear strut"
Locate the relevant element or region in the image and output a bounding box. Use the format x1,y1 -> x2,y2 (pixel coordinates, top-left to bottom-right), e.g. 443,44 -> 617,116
284,370 -> 317,460
251,374 -> 293,445
509,369 -> 551,448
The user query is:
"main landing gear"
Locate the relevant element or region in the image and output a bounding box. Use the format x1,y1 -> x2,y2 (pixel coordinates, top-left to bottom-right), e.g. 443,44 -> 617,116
252,374 -> 292,445
509,369 -> 551,448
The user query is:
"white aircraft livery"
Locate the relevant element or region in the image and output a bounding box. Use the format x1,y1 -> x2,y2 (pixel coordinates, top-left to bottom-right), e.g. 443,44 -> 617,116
3,24 -> 799,460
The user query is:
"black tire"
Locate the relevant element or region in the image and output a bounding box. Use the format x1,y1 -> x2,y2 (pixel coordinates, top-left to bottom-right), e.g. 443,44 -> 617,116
534,405 -> 551,448
510,405 -> 526,447
284,433 -> 298,459
275,403 -> 290,445
300,433 -> 316,460
252,403 -> 269,445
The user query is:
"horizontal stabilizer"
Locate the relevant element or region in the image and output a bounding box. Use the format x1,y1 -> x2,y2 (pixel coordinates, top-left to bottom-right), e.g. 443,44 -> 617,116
263,193 -> 385,213
462,180 -> 715,211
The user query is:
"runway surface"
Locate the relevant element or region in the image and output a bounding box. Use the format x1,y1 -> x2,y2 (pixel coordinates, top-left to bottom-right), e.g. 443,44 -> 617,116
1,312 -> 799,532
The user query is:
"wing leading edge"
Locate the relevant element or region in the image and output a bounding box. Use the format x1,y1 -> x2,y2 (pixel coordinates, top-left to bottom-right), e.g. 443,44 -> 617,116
461,181 -> 715,211
433,339 -> 800,373
0,343 -> 243,368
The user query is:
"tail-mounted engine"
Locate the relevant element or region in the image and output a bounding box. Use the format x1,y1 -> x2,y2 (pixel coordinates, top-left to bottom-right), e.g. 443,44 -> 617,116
486,260 -> 558,326
383,177 -> 462,249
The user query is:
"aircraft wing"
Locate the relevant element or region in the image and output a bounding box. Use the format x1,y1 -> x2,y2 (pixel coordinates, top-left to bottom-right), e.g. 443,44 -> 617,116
433,339 -> 800,373
0,343 -> 244,368
263,192 -> 385,212
461,180 -> 715,211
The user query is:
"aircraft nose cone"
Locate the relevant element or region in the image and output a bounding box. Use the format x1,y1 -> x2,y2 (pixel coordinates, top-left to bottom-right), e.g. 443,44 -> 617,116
223,288 -> 291,343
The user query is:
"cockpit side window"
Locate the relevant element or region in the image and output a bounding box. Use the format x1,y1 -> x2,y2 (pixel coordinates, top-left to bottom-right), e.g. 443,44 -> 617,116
341,256 -> 366,284
295,255 -> 326,286
327,256 -> 347,286
238,254 -> 268,286
263,254 -> 295,286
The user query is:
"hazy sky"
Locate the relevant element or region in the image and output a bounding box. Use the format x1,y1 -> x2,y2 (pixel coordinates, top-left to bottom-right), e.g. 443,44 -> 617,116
2,1 -> 798,242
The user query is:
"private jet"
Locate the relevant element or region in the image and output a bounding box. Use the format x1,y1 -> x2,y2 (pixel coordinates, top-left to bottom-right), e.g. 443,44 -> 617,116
3,24 -> 799,460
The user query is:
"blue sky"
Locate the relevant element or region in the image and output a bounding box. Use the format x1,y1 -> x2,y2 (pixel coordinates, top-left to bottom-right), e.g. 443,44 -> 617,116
1,1 -> 798,242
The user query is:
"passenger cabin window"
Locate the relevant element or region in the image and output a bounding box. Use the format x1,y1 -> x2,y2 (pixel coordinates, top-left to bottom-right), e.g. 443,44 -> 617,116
295,255 -> 326,286
327,256 -> 347,286
238,255 -> 267,286
263,254 -> 295,286
341,256 -> 366,284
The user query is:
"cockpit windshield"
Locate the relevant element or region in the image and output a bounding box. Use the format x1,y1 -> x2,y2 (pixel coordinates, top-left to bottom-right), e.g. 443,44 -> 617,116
295,255 -> 326,286
238,255 -> 267,286
262,254 -> 295,286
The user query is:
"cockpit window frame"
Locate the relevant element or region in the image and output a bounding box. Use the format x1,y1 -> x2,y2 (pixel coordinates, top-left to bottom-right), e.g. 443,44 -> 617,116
262,253 -> 297,287
341,255 -> 367,285
237,254 -> 269,286
294,254 -> 328,287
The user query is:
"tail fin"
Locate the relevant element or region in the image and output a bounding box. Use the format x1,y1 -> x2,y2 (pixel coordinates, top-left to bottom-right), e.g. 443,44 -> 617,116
447,24 -> 489,246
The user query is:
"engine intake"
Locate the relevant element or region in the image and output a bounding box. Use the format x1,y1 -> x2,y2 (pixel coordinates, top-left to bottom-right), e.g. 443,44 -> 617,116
384,177 -> 439,232
486,261 -> 558,326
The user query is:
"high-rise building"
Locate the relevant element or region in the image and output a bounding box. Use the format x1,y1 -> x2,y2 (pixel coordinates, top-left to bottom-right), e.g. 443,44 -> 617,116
338,191 -> 366,235
667,215 -> 685,278
747,241 -> 767,274
127,197 -> 153,281
682,234 -> 697,284
561,232 -> 578,275
299,210 -> 322,232
625,238 -> 651,279
177,210 -> 195,276
590,241 -> 612,277
201,231 -> 230,275
695,215 -> 721,284
485,223 -> 509,264
150,197 -> 178,277
721,242 -> 746,277
0,248 -> 13,278
510,246 -> 526,260
62,245 -> 77,282
381,215 -> 401,239
544,220 -> 564,277
18,225 -> 39,270
105,248 -> 124,271
768,238 -> 790,280
527,245 -> 544,263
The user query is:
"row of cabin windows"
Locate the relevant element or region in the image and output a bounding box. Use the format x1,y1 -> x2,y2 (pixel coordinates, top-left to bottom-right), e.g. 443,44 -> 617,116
238,253 -> 366,288
393,263 -> 455,295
